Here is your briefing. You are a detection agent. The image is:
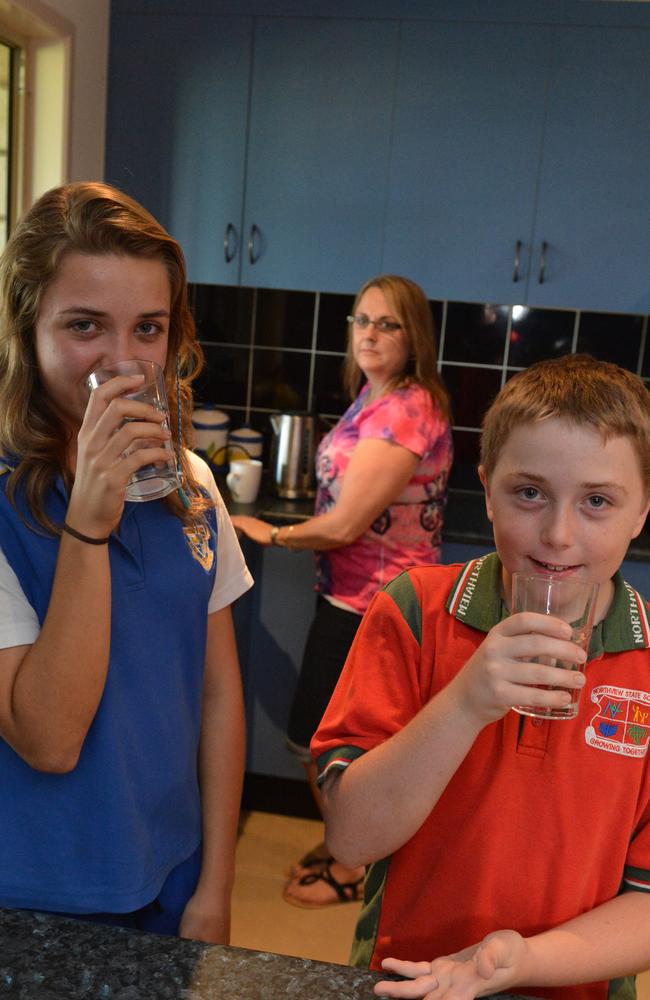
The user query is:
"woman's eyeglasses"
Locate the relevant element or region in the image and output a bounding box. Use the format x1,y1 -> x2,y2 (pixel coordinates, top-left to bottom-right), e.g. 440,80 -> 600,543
347,314 -> 403,334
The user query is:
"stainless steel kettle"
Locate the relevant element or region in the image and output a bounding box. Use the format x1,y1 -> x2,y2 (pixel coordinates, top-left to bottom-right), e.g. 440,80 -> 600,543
269,412 -> 318,499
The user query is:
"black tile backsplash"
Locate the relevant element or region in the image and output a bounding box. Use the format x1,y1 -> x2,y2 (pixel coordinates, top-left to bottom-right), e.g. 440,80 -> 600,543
255,289 -> 316,349
508,306 -> 576,366
448,429 -> 482,491
250,349 -> 311,411
189,283 -> 649,493
312,353 -> 348,416
576,311 -> 644,371
317,292 -> 355,352
430,300 -> 444,337
443,302 -> 508,365
194,343 -> 250,408
191,285 -> 254,345
441,364 -> 502,429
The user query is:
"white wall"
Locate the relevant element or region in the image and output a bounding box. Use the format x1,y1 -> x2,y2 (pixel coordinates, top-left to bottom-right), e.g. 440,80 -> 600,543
34,0 -> 109,182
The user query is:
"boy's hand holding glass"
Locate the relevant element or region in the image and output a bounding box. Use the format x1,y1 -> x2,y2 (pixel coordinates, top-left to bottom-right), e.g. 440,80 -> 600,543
456,602 -> 589,725
510,573 -> 599,720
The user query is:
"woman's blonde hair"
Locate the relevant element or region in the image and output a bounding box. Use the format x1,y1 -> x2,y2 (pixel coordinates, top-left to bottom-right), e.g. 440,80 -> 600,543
480,354 -> 650,494
342,274 -> 450,419
0,181 -> 205,532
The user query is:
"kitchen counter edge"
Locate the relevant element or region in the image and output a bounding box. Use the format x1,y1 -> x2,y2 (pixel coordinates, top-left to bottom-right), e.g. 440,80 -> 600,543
0,908 -> 541,1000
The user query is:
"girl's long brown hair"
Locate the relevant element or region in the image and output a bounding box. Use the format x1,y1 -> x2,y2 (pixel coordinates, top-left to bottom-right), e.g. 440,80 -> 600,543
342,274 -> 451,420
0,181 -> 207,533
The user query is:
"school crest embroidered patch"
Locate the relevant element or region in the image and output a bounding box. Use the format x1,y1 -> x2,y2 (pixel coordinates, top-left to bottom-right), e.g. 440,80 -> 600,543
585,684 -> 650,758
182,523 -> 214,572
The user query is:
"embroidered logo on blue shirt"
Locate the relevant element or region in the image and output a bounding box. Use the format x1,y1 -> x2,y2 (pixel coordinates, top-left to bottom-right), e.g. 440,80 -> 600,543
182,523 -> 214,572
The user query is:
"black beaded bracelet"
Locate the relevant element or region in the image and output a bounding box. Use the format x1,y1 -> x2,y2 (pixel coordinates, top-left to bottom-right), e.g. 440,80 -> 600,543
62,522 -> 111,545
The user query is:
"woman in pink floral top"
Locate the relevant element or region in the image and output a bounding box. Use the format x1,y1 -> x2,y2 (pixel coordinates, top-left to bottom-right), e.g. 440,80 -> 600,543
314,380 -> 451,614
232,275 -> 452,906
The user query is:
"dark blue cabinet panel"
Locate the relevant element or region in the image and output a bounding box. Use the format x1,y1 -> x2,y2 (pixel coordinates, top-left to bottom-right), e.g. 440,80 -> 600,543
527,26 -> 650,312
106,13 -> 396,292
240,17 -> 397,292
234,541 -> 316,781
105,13 -> 251,284
383,19 -> 650,312
382,22 -> 553,304
105,7 -> 650,309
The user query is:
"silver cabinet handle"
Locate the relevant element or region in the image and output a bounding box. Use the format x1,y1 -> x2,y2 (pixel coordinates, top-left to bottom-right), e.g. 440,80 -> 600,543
248,223 -> 261,265
224,223 -> 238,263
512,240 -> 522,283
538,240 -> 548,284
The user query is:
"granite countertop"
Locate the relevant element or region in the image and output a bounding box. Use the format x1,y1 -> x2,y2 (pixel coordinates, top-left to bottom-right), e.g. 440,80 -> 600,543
218,474 -> 650,562
0,908 -> 542,1000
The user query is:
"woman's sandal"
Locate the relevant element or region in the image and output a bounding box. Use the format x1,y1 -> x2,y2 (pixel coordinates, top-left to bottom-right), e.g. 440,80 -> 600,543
297,844 -> 332,868
282,861 -> 364,909
285,843 -> 334,879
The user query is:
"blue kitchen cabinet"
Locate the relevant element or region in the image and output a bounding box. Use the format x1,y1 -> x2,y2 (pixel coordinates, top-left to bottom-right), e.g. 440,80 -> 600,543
383,19 -> 650,312
382,21 -> 553,304
525,26 -> 650,313
239,17 -> 397,292
234,541 -> 316,781
106,4 -> 650,307
105,12 -> 251,284
106,13 -> 397,292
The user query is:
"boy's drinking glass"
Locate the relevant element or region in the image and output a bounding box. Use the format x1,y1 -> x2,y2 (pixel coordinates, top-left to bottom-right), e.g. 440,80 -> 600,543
511,573 -> 599,720
87,359 -> 180,502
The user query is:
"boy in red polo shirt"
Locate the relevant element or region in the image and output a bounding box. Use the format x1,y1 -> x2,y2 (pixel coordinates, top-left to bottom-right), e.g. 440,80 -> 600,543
312,355 -> 650,1000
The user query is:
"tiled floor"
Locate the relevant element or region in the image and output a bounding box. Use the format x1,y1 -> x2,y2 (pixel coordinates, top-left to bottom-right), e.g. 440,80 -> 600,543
230,810 -> 650,995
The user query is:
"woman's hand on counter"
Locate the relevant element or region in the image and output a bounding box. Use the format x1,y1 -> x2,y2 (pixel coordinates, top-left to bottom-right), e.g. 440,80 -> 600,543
230,515 -> 275,546
231,439 -> 419,554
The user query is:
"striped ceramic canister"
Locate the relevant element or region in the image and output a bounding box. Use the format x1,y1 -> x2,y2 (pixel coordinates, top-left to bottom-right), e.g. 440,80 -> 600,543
191,406 -> 230,469
228,427 -> 263,462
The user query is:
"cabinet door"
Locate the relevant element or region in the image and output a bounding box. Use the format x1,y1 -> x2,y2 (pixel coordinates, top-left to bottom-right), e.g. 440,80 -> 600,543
240,17 -> 398,293
382,22 -> 553,304
527,26 -> 650,312
236,544 -> 316,781
105,13 -> 251,284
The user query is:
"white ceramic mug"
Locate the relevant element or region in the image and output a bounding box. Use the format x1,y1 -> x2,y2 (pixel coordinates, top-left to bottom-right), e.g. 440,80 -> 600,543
226,459 -> 263,504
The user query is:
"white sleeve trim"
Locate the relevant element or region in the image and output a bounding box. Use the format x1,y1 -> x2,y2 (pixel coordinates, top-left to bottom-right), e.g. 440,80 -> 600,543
0,545 -> 40,650
186,450 -> 254,613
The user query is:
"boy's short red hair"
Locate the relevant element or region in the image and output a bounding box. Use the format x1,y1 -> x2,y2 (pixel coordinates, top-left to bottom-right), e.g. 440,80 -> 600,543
480,354 -> 650,494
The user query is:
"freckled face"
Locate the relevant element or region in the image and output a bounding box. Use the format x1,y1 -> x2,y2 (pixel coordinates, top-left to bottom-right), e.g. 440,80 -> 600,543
480,418 -> 649,622
34,252 -> 171,431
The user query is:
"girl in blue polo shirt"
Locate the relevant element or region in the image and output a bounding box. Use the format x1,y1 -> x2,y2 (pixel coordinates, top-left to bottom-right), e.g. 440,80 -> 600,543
0,182 -> 252,942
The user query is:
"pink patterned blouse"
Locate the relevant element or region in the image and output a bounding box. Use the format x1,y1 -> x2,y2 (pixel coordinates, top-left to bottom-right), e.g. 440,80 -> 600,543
315,382 -> 453,614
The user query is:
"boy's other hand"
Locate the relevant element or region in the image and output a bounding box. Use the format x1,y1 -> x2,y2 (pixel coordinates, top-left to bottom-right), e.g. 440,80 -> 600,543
451,612 -> 587,726
374,929 -> 527,998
